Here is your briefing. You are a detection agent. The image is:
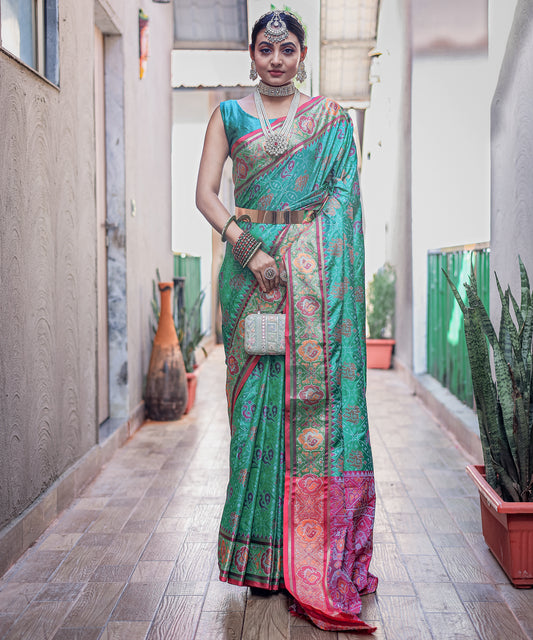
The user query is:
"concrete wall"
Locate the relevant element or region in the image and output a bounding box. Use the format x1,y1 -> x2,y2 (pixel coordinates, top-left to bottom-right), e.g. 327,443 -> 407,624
0,0 -> 173,547
361,0 -> 413,369
490,0 -> 533,314
0,1 -> 97,529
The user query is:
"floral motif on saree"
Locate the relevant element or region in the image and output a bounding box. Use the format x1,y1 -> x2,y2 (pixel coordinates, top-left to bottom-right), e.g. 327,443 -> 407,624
218,96 -> 377,632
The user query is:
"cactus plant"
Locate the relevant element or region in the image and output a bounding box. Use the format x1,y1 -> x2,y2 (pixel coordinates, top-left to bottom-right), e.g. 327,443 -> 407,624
444,258 -> 533,502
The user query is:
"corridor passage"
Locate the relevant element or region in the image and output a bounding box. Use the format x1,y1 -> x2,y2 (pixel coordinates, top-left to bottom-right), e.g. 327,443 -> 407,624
0,347 -> 532,639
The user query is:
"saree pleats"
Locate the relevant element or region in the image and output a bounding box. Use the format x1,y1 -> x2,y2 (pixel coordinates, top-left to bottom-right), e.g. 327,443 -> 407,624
218,97 -> 377,632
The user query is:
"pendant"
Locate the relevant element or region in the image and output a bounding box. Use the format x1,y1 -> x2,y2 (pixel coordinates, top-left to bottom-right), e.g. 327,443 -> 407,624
264,133 -> 288,156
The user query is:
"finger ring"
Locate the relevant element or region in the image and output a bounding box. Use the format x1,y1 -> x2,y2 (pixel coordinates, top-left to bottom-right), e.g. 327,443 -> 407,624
280,270 -> 288,283
263,267 -> 276,281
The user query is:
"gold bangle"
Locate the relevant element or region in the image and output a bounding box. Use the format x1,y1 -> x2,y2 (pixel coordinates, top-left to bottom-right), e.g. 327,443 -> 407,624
221,215 -> 236,242
242,241 -> 263,268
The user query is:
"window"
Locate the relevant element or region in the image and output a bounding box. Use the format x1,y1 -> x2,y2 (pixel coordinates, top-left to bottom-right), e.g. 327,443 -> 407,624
0,0 -> 59,84
174,0 -> 248,50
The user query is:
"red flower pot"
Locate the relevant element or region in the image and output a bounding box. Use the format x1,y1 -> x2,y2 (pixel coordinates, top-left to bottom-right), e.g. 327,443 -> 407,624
366,338 -> 395,369
466,464 -> 533,587
184,371 -> 198,415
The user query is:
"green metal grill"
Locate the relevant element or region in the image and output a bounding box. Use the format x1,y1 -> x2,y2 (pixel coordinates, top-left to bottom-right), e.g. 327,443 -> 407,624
174,253 -> 201,319
427,244 -> 490,408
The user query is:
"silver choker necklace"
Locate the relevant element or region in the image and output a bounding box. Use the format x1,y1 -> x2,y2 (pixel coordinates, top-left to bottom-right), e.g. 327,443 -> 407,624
257,80 -> 296,97
254,87 -> 300,156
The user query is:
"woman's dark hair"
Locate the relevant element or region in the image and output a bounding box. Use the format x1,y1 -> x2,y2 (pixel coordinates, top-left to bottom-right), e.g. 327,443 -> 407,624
251,12 -> 306,49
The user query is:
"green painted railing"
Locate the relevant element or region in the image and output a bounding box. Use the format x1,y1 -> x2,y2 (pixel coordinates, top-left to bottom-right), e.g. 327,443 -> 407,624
427,244 -> 490,408
174,253 -> 201,317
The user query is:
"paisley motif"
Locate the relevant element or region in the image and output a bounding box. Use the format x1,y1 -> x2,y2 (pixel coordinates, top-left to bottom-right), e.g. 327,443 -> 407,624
261,548 -> 272,574
297,473 -> 323,494
294,253 -> 317,274
228,355 -> 239,375
296,518 -> 323,542
235,157 -> 248,180
299,115 -> 315,134
294,174 -> 309,192
296,566 -> 322,585
342,363 -> 357,381
344,406 -> 360,423
297,339 -> 322,362
234,546 -> 249,573
296,295 -> 320,317
297,427 -> 324,450
298,385 -> 325,406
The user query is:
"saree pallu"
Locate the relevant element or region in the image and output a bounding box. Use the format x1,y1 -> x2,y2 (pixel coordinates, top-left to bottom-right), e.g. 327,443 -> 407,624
218,97 -> 378,632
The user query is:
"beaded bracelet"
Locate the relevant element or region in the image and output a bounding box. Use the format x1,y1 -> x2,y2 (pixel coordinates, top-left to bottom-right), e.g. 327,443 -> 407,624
220,215 -> 236,242
232,231 -> 262,268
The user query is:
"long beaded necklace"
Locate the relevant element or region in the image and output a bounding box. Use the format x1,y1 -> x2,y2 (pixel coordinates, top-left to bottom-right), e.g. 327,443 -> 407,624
254,87 -> 300,157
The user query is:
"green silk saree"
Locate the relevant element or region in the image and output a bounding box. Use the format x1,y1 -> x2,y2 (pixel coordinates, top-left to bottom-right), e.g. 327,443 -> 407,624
217,96 -> 377,632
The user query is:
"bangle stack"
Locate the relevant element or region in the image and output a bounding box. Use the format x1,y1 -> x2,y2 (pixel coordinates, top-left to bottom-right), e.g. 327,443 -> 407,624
220,215 -> 236,242
232,231 -> 263,268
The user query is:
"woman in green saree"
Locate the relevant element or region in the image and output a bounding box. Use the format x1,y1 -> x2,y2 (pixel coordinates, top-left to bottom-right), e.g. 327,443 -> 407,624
196,10 -> 377,633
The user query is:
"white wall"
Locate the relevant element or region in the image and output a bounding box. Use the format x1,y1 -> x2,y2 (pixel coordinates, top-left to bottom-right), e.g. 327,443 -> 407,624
361,0 -> 410,287
172,90 -> 213,332
488,0 -> 519,95
411,54 -> 490,373
360,0 -> 414,369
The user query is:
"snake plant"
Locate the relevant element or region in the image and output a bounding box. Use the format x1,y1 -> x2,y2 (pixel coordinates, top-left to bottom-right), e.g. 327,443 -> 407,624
444,258 -> 533,502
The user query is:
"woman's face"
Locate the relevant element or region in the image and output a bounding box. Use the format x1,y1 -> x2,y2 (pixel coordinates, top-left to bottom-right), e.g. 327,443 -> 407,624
251,29 -> 306,86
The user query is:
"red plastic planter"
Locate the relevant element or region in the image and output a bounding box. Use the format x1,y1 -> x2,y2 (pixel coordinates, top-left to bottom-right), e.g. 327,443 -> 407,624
466,464 -> 533,587
366,338 -> 395,369
184,371 -> 198,415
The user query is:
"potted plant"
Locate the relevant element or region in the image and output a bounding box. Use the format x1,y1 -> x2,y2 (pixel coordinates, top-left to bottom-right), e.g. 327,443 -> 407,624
151,272 -> 207,414
444,258 -> 533,587
366,263 -> 396,369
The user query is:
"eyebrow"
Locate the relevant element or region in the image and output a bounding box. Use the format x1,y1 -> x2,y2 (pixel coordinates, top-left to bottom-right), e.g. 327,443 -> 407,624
257,40 -> 297,47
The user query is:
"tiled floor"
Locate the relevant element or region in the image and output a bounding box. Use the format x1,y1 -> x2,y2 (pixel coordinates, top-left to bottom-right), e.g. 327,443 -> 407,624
1,346 -> 533,639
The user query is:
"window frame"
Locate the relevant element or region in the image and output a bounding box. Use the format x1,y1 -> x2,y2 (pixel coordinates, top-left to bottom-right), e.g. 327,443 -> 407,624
173,0 -> 249,51
0,0 -> 59,85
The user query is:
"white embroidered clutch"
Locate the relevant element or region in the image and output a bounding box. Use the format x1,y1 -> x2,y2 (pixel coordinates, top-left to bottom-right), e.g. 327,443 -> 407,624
244,313 -> 286,355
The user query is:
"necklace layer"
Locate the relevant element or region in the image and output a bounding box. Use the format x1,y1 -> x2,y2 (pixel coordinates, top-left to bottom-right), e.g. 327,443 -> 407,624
257,80 -> 296,97
254,88 -> 300,157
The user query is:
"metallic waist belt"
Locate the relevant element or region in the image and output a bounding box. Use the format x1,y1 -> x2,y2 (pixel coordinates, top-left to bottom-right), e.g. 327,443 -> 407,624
235,207 -> 317,225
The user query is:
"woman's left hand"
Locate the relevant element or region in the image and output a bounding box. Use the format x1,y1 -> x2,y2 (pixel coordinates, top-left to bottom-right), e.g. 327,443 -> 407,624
247,249 -> 281,293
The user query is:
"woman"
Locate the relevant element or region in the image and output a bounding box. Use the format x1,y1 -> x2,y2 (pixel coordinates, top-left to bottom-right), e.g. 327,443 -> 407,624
196,9 -> 377,633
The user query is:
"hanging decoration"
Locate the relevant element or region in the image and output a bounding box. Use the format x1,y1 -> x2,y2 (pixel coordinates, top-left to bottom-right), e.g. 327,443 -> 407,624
139,9 -> 149,79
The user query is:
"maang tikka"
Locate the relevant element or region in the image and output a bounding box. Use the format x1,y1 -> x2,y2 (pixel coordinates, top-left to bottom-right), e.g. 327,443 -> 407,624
264,10 -> 289,43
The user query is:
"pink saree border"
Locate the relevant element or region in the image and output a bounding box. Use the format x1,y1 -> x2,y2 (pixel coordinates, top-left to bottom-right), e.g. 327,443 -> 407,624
282,217 -> 376,633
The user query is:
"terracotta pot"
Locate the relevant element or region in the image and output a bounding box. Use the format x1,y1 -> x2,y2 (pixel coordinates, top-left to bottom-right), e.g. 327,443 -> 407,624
145,282 -> 188,421
466,464 -> 533,587
366,338 -> 395,369
184,371 -> 198,415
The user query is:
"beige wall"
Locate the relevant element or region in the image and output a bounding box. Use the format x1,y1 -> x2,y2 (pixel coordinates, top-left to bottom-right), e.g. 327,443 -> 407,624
0,0 -> 174,536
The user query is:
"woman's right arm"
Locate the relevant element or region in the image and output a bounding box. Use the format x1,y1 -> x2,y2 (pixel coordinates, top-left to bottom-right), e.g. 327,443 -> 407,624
195,107 -> 240,242
195,107 -> 280,293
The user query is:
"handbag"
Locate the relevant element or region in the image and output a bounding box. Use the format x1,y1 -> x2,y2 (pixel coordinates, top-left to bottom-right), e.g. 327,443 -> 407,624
244,313 -> 286,355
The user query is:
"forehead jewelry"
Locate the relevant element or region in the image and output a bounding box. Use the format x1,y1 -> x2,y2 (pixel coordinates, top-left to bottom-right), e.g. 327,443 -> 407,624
264,10 -> 289,43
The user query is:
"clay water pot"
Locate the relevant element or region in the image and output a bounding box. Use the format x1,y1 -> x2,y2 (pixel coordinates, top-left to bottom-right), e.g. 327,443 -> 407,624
145,282 -> 188,420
